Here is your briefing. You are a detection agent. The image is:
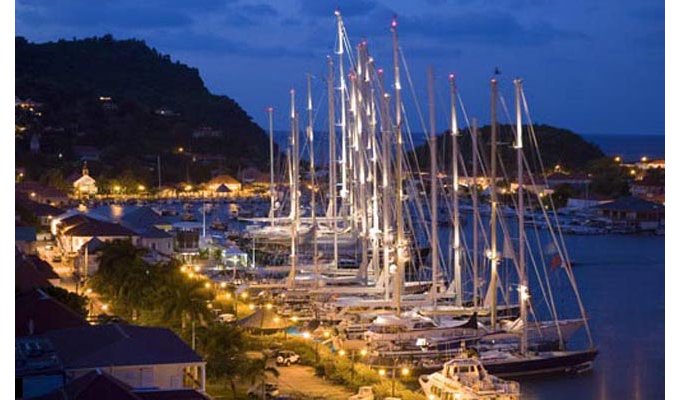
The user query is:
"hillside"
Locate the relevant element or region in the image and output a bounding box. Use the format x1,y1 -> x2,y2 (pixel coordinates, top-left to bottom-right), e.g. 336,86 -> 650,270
15,35 -> 273,186
412,124 -> 606,175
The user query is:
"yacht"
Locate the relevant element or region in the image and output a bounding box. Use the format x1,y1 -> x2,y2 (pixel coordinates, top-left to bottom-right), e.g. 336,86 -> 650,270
419,354 -> 520,400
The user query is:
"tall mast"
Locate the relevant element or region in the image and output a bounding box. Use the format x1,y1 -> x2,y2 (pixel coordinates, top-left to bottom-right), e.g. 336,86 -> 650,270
288,89 -> 298,289
335,10 -> 349,219
379,69 -> 392,300
368,57 -> 380,283
471,118 -> 480,308
515,78 -> 528,354
391,17 -> 404,314
427,67 -> 439,304
449,74 -> 462,307
307,74 -> 319,288
356,43 -> 370,284
268,107 -> 276,226
327,56 -> 339,267
488,78 -> 499,329
157,155 -> 161,189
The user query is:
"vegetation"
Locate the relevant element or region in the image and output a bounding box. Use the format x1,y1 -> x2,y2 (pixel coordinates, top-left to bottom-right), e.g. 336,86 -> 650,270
586,157 -> 630,197
43,286 -> 88,318
16,35 -> 276,184
412,124 -> 605,174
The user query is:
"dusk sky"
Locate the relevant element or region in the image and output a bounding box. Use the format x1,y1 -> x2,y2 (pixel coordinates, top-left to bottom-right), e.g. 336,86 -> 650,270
16,0 -> 664,136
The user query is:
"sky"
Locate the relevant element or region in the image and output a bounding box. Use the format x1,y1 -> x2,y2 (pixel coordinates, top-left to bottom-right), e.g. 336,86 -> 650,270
15,0 -> 664,136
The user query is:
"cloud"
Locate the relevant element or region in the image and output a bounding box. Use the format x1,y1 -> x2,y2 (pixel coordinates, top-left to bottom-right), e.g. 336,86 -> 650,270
398,12 -> 588,46
16,0 -> 203,29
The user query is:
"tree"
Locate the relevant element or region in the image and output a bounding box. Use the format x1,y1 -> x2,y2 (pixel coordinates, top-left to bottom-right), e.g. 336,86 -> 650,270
241,357 -> 280,400
587,157 -> 630,197
43,286 -> 88,317
200,324 -> 247,397
551,184 -> 574,209
157,270 -> 212,330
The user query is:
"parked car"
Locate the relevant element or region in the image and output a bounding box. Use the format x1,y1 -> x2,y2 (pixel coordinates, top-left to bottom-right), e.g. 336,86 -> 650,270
51,255 -> 62,263
247,383 -> 279,399
275,350 -> 300,366
349,386 -> 374,400
217,313 -> 236,323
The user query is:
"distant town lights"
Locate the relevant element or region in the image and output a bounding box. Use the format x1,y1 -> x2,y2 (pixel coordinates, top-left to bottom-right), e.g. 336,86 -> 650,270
641,156 -> 648,162
378,369 -> 386,377
137,185 -> 145,191
614,156 -> 622,163
302,331 -> 311,339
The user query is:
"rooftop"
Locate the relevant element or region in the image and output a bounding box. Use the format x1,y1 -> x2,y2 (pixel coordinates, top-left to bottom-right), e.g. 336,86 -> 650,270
16,289 -> 88,337
594,196 -> 664,212
45,324 -> 204,369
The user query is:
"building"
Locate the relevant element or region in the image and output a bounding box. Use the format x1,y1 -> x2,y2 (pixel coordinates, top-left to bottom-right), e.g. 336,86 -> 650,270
565,195 -> 613,210
16,251 -> 61,293
192,126 -> 222,139
43,324 -> 206,392
546,172 -> 592,190
16,289 -> 88,337
54,214 -> 138,255
207,174 -> 241,193
16,181 -> 70,207
69,163 -> 98,196
635,158 -> 664,170
17,197 -> 64,227
594,196 -> 664,232
16,325 -> 207,398
16,226 -> 37,254
29,369 -> 209,400
630,177 -> 664,204
120,207 -> 174,258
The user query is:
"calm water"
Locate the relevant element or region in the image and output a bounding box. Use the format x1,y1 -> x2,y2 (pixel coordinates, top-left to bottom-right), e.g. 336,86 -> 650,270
520,234 -> 664,400
583,134 -> 665,161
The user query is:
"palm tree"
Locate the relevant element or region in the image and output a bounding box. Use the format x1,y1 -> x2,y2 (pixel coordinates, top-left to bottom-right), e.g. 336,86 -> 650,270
157,271 -> 212,330
242,357 -> 279,400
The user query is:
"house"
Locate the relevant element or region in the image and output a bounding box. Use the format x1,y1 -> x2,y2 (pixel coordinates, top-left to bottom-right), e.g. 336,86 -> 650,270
69,163 -> 98,196
238,167 -> 269,186
546,172 -> 592,190
594,196 -> 664,232
172,222 -> 202,256
29,369 -> 210,400
192,126 -> 222,139
630,177 -> 664,204
16,335 -> 66,398
16,251 -> 61,292
565,195 -> 613,210
207,174 -> 241,193
635,158 -> 664,170
16,289 -> 88,337
74,237 -> 105,276
16,226 -> 37,254
17,197 -> 64,227
54,214 -> 138,255
42,324 -> 206,392
16,181 -> 70,207
120,207 -> 174,257
510,174 -> 552,197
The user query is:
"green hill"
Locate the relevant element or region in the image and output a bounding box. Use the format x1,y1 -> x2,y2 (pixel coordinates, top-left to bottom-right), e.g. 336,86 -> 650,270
412,123 -> 606,175
15,35 -> 273,186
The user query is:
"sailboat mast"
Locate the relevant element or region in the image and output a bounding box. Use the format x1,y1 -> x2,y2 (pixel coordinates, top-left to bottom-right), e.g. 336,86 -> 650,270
471,118 -> 480,308
288,89 -> 298,288
368,59 -> 380,283
489,78 -> 499,330
307,74 -> 319,288
515,78 -> 528,354
268,107 -> 276,226
379,69 -> 392,300
327,57 -> 339,267
427,67 -> 439,304
335,11 -> 349,219
391,17 -> 404,314
450,74 -> 462,307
